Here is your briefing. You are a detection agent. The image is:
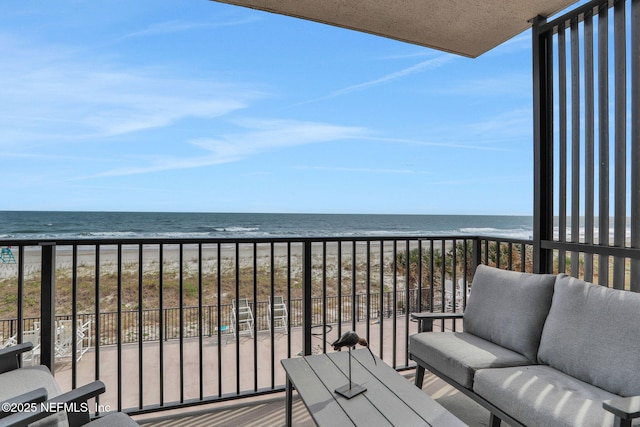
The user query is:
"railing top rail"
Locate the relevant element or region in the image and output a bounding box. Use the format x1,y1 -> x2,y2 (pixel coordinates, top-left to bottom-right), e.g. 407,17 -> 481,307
0,235 -> 533,247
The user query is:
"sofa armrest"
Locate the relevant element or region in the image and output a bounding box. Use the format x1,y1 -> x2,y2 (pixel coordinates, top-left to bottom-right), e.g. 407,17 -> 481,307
410,312 -> 464,332
54,380 -> 106,427
0,381 -> 106,427
0,388 -> 48,420
0,343 -> 33,375
603,396 -> 640,426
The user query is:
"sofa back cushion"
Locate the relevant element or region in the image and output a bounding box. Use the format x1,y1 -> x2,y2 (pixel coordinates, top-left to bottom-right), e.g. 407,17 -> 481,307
538,274 -> 640,396
463,265 -> 556,362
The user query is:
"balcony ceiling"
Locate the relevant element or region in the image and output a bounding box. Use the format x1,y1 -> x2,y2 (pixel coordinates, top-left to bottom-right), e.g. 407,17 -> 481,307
211,0 -> 579,57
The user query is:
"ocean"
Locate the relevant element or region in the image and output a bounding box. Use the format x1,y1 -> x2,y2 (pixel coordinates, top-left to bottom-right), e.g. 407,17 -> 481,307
0,211 -> 534,241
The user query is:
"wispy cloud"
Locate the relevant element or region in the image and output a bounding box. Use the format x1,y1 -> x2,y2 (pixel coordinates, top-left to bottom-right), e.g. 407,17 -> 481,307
192,118 -> 368,157
470,108 -> 533,140
296,55 -> 454,105
367,136 -> 518,152
295,165 -> 430,175
119,17 -> 260,40
89,119 -> 369,177
437,73 -> 530,97
0,36 -> 263,147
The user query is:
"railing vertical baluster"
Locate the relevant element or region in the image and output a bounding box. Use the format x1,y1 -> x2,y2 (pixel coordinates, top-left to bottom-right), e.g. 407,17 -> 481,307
322,241 -> 327,354
268,242 -> 273,390
159,244 -> 164,406
255,242 -> 260,391
138,244 -> 144,409
379,240 -> 384,359
365,241 -> 371,345
472,238 -> 481,274
235,243 -> 240,394
463,239 -> 469,307
584,9 -> 595,283
598,3 -> 610,286
429,240 -> 435,313
71,245 -> 78,388
351,240 -> 357,332
303,241 -> 312,356
179,244 -> 184,403
613,0 -> 627,289
94,245 -> 101,411
16,246 -> 24,366
117,244 -> 123,411
262,242 -> 266,391
392,240 -> 397,368
452,239 -> 458,326
337,241 -> 342,339
417,240 -> 423,312
216,243 -> 222,398
558,22 -> 568,275
570,16 -> 581,278
198,243 -> 204,401
287,242 -> 292,357
40,242 -> 56,373
404,240 -> 410,366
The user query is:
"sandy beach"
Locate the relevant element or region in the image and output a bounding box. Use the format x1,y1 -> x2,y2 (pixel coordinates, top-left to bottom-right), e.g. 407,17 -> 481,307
0,240 -> 429,282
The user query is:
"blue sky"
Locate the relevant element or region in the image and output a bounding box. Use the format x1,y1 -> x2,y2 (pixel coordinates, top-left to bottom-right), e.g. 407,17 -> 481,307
1,1 -> 568,215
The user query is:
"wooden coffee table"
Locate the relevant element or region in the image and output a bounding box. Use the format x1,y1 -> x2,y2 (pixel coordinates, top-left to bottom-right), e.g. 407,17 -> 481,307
282,349 -> 466,426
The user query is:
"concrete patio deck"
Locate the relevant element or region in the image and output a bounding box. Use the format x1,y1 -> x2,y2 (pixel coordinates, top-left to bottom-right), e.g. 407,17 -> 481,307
52,316 -> 495,426
132,369 -> 497,426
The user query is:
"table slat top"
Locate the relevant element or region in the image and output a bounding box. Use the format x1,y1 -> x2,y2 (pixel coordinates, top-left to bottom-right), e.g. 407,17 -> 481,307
282,349 -> 466,427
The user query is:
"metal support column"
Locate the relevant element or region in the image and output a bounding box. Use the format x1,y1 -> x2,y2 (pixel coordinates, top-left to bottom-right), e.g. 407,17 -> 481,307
532,15 -> 554,274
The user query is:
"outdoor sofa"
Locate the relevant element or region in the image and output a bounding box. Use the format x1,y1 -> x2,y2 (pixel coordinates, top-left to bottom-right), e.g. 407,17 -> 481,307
0,342 -> 138,426
409,264 -> 640,427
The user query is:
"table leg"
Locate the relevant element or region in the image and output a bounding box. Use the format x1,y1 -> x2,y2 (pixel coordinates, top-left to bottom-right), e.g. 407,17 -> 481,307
285,375 -> 292,427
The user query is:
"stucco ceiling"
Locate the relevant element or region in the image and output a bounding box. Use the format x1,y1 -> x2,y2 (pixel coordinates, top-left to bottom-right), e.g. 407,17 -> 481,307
211,0 -> 579,57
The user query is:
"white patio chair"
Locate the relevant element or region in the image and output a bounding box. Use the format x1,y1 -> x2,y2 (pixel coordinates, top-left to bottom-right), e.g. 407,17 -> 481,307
444,280 -> 464,311
55,319 -> 90,361
1,335 -> 17,349
230,298 -> 254,338
0,329 -> 40,365
268,296 -> 288,333
21,329 -> 41,366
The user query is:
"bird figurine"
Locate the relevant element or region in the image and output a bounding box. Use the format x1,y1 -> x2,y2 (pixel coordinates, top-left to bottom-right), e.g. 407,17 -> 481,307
331,331 -> 376,365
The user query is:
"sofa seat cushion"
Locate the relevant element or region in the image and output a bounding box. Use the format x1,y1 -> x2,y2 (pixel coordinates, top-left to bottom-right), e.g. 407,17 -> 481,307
0,365 -> 61,401
0,366 -> 68,427
474,365 -> 640,427
538,274 -> 640,397
409,332 -> 532,389
463,265 -> 556,362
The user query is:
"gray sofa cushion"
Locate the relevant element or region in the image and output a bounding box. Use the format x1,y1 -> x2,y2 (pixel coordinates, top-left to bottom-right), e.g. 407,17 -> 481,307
409,332 -> 532,389
0,365 -> 62,401
0,365 -> 67,427
474,365 -> 640,427
538,274 -> 640,397
463,265 -> 556,361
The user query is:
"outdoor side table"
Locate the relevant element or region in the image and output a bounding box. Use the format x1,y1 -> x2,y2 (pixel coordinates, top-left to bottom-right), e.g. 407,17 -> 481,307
281,349 -> 466,426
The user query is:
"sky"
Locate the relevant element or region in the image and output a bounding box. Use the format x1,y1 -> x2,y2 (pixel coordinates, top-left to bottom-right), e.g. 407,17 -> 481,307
0,1 -> 581,215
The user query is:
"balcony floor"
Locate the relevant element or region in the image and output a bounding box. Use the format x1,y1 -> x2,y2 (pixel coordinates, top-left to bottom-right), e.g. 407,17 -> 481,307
133,369 -> 498,426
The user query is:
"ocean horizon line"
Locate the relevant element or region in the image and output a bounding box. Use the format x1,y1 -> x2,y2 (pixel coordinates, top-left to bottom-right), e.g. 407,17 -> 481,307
0,211 -> 535,241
